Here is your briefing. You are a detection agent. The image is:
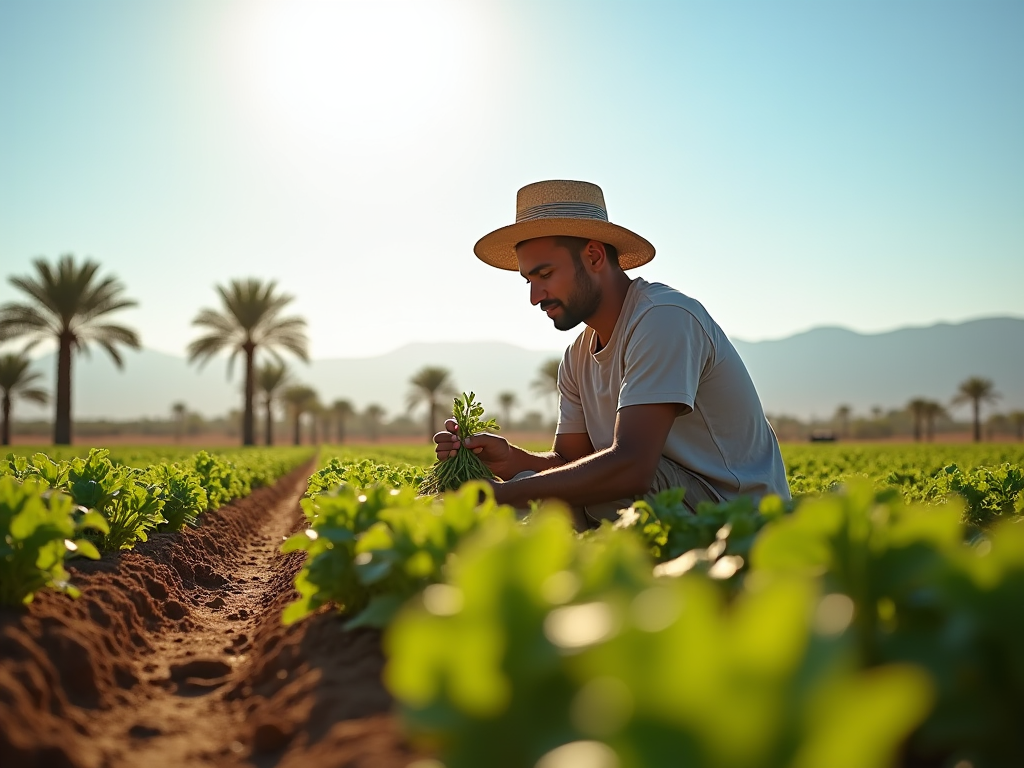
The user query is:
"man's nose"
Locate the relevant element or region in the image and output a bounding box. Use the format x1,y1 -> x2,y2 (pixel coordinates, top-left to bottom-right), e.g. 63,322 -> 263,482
529,281 -> 545,306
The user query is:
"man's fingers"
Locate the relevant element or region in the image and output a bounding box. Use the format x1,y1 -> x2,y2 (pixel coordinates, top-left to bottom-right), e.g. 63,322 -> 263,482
434,431 -> 461,447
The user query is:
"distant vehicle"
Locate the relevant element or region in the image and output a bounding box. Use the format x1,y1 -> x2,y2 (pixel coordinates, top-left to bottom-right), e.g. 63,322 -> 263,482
809,430 -> 837,443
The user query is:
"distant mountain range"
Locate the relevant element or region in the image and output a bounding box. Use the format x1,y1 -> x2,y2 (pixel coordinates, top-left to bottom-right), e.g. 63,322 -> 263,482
13,316 -> 1023,422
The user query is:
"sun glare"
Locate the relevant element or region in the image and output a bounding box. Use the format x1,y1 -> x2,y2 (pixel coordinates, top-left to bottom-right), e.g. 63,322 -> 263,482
225,0 -> 483,149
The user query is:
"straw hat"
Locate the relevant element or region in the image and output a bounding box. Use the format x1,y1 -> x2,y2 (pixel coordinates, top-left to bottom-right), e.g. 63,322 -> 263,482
474,180 -> 655,271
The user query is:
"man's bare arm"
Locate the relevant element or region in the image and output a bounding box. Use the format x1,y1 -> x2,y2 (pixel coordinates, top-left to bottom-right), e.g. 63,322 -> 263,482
483,431 -> 594,480
434,421 -> 594,480
491,402 -> 681,507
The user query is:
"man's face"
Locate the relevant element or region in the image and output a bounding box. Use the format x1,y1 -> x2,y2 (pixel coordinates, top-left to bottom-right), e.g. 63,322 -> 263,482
516,237 -> 602,331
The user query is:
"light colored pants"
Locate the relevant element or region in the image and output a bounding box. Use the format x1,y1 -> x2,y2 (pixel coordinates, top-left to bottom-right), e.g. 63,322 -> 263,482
511,455 -> 722,528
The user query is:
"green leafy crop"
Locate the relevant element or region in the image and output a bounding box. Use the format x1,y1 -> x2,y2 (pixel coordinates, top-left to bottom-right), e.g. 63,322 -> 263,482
191,450 -> 249,509
3,446 -> 312,553
62,450 -> 166,550
306,457 -> 424,499
751,482 -> 1024,766
419,392 -> 499,495
282,480 -> 514,628
142,463 -> 209,531
0,475 -> 108,606
384,509 -> 934,768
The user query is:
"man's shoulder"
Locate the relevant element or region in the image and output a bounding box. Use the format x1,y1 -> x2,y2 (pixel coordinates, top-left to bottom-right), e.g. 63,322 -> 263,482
630,278 -> 717,332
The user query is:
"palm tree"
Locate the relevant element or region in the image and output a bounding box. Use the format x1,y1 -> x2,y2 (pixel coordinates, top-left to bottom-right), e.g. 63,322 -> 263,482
332,399 -> 354,443
532,358 -> 561,422
498,391 -> 518,431
907,398 -> 928,442
0,255 -> 139,444
985,413 -> 1009,441
281,385 -> 318,445
922,400 -> 946,442
171,401 -> 187,443
0,354 -> 48,445
308,401 -> 326,444
188,279 -> 308,446
364,403 -> 386,442
833,404 -> 852,439
407,366 -> 456,441
256,360 -> 291,446
1010,411 -> 1024,442
952,377 -> 1000,443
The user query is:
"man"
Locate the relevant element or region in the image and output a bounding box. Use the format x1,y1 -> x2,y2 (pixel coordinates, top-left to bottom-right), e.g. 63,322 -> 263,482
435,180 -> 790,528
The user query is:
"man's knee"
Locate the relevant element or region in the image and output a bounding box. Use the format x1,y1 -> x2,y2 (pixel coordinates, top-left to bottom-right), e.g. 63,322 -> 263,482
649,456 -> 721,512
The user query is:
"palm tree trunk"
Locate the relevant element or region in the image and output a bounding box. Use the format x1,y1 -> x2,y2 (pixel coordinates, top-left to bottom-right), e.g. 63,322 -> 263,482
973,399 -> 981,442
293,411 -> 302,446
2,394 -> 10,445
337,416 -> 346,444
54,333 -> 73,445
913,414 -> 922,442
242,343 -> 256,446
265,399 -> 273,446
428,398 -> 436,441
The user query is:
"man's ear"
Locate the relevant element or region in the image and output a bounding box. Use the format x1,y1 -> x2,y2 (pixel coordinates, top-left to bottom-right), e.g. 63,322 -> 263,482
582,240 -> 607,271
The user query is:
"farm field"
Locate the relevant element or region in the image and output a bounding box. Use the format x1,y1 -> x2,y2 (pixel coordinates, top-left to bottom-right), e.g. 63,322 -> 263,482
2,442 -> 1023,768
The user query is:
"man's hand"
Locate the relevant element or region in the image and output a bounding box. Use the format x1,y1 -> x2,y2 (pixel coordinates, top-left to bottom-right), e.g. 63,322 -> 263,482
490,403 -> 682,508
433,419 -> 511,472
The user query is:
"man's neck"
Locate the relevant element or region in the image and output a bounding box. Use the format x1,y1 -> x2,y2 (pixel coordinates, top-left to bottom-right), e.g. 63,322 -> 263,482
588,273 -> 635,351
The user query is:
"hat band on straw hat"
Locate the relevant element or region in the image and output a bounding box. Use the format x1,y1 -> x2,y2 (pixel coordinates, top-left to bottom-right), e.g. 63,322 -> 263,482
474,179 -> 656,271
516,201 -> 608,224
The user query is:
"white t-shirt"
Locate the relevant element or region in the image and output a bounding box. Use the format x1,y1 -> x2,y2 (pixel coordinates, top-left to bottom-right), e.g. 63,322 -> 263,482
556,278 -> 791,501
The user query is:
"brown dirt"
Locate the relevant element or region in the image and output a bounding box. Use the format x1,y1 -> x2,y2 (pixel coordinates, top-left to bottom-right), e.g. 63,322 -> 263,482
0,461 -> 420,768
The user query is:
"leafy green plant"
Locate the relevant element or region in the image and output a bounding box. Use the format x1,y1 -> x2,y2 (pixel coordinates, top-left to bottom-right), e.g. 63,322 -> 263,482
419,392 -> 499,494
385,510 -> 933,768
0,475 -> 108,606
2,446 -> 312,552
306,457 -> 423,499
613,487 -> 786,566
934,462 -> 1024,528
191,450 -> 249,509
142,464 -> 209,531
282,481 -> 514,628
751,482 -> 1024,767
62,449 -> 165,550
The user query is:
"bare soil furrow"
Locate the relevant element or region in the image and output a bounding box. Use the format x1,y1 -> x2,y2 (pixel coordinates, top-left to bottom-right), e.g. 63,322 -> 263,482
0,461 -> 417,768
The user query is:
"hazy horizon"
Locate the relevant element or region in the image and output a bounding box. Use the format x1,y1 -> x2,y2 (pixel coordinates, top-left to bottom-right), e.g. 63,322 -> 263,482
10,316 -> 1023,423
12,311 -> 1024,363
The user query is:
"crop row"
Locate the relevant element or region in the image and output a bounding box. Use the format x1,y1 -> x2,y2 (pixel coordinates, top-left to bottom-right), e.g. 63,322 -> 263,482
0,446 -> 313,606
284,454 -> 1024,768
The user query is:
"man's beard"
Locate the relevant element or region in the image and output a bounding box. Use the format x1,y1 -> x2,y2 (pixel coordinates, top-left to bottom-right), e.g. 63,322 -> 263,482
542,268 -> 602,331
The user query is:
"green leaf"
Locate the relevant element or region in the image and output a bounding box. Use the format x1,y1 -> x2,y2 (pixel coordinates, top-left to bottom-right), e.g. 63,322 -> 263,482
345,593 -> 406,629
69,538 -> 101,560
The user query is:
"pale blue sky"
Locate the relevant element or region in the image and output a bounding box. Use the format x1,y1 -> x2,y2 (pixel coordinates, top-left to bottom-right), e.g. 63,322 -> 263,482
1,0 -> 1021,359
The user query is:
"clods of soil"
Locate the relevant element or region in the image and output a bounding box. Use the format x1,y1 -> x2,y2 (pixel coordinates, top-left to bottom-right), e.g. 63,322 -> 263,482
0,462 -> 421,768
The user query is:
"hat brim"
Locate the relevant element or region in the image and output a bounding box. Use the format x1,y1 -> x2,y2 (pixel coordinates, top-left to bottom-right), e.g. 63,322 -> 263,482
474,219 -> 655,271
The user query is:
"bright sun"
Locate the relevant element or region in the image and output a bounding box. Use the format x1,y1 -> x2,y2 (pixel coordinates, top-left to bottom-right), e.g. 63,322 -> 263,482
225,0 -> 483,149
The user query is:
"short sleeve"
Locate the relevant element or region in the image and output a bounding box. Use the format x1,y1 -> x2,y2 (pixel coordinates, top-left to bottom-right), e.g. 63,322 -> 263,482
618,306 -> 715,413
556,346 -> 588,434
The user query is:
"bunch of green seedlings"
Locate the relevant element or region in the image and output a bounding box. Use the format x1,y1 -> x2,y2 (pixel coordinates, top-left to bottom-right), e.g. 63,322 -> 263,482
419,392 -> 499,495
